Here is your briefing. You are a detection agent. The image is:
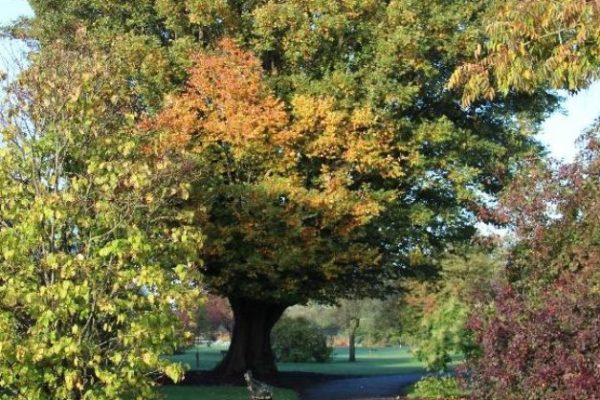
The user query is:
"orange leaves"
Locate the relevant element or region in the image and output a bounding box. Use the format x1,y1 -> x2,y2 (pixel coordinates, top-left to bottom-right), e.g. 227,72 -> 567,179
146,38 -> 405,202
143,39 -> 402,293
151,38 -> 288,155
149,38 -> 403,187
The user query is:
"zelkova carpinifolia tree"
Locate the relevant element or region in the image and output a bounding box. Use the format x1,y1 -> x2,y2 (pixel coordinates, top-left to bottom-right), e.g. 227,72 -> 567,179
146,41 -> 397,376
146,36 -> 553,376
0,44 -> 202,399
24,0 -> 561,377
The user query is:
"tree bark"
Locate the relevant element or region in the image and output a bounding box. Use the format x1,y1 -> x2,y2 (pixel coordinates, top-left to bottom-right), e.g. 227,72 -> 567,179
348,317 -> 360,362
213,297 -> 287,378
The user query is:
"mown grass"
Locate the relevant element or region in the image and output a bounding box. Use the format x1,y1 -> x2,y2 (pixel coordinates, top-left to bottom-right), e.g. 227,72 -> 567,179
163,346 -> 464,399
169,345 -> 429,375
160,385 -> 298,400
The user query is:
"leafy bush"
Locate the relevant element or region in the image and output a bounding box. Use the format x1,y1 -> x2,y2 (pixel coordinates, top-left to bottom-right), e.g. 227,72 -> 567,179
468,273 -> 600,400
272,317 -> 332,362
412,298 -> 470,371
400,247 -> 501,372
467,129 -> 600,399
408,376 -> 465,399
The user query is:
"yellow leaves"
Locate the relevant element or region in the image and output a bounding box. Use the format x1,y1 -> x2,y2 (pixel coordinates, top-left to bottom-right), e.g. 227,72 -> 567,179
2,248 -> 15,261
179,182 -> 191,200
64,370 -> 83,391
448,63 -> 496,107
141,352 -> 158,365
350,106 -> 375,130
408,247 -> 426,266
163,363 -> 185,382
120,140 -> 136,156
15,345 -> 26,362
290,95 -> 336,132
451,0 -> 600,104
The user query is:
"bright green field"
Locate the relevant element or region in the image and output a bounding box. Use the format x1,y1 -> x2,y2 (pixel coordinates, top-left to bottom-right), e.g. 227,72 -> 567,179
169,345 -> 428,375
160,385 -> 298,400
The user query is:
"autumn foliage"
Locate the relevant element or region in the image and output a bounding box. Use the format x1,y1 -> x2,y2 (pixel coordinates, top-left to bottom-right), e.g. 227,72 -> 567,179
145,39 -> 406,375
15,0 -> 589,385
450,0 -> 600,105
148,39 -> 398,305
0,44 -> 202,400
467,125 -> 600,399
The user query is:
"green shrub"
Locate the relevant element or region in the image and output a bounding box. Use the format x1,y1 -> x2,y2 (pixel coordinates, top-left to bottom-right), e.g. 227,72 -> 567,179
412,298 -> 471,371
272,317 -> 332,362
408,376 -> 464,399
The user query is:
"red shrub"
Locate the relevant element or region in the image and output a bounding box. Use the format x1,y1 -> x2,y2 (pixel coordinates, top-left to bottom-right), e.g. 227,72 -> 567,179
468,271 -> 600,400
467,127 -> 600,399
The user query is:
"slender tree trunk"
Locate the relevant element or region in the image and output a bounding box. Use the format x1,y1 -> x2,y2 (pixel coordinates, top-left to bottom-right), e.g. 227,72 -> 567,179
213,297 -> 287,378
348,317 -> 360,362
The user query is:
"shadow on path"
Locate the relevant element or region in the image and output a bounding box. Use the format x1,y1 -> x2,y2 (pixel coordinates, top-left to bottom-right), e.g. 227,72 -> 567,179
299,373 -> 424,400
166,370 -> 424,400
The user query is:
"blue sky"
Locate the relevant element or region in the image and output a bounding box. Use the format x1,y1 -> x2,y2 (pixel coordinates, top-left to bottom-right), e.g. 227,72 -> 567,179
0,0 -> 32,22
1,0 -> 599,162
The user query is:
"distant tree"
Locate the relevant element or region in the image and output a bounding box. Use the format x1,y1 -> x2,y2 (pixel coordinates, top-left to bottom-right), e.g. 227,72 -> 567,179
197,295 -> 234,337
334,299 -> 384,362
285,299 -> 400,349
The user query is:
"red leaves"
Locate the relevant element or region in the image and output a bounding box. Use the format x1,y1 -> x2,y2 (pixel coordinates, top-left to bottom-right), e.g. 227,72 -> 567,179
468,132 -> 600,399
469,272 -> 600,399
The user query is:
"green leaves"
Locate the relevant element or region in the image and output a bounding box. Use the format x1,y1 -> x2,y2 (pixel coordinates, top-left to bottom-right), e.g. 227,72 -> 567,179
450,0 -> 600,105
0,44 -> 203,399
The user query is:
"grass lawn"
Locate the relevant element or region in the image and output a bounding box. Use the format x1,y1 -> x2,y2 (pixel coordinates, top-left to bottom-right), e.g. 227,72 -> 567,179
163,347 -> 465,399
170,345 -> 431,375
160,385 -> 298,400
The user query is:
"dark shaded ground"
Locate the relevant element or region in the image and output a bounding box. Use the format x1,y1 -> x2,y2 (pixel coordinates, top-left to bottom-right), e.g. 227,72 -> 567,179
164,371 -> 423,400
170,370 -> 354,392
298,373 -> 423,400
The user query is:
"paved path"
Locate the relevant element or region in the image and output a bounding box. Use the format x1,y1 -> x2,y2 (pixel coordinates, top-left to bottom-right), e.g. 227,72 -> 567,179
299,373 -> 424,400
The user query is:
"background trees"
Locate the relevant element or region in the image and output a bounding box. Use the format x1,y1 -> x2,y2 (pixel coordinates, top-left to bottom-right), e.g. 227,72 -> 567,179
0,44 -> 202,399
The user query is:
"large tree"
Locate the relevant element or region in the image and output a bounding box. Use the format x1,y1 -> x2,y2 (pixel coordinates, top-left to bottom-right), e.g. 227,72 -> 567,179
21,0 -> 562,377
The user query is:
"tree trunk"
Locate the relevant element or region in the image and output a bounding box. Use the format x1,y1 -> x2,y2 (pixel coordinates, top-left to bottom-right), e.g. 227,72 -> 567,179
213,297 -> 287,378
348,317 -> 360,362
